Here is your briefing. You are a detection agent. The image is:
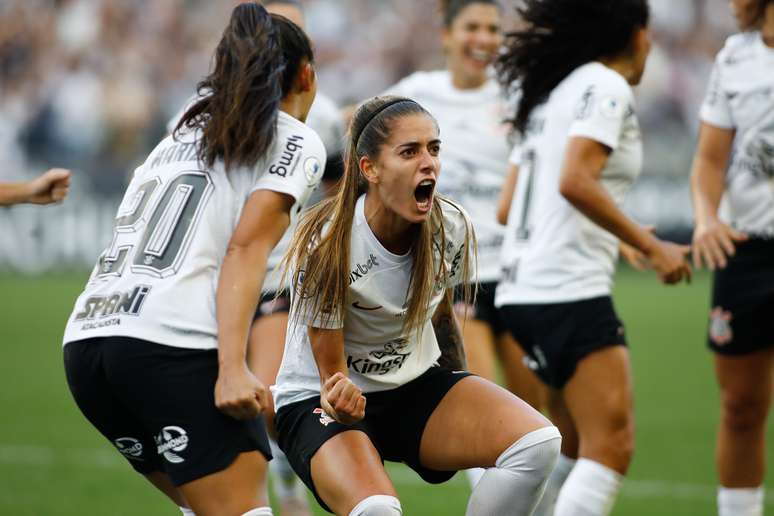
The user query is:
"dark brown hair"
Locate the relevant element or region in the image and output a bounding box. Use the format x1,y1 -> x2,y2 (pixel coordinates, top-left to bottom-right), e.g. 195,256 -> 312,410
440,0 -> 501,27
174,3 -> 313,170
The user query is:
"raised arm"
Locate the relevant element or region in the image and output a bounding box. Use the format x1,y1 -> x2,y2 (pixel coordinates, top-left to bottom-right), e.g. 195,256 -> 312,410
0,168 -> 71,206
432,289 -> 467,371
309,326 -> 366,424
559,137 -> 691,284
689,122 -> 746,269
215,189 -> 294,420
496,164 -> 519,225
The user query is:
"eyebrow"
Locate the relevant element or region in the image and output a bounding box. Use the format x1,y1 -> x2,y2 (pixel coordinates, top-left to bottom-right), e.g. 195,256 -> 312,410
395,139 -> 442,150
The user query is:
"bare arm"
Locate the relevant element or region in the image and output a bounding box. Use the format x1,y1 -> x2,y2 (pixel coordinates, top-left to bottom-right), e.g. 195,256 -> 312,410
0,168 -> 71,206
432,290 -> 467,371
309,326 -> 366,424
689,122 -> 746,269
496,164 -> 519,225
559,137 -> 691,284
215,189 -> 293,419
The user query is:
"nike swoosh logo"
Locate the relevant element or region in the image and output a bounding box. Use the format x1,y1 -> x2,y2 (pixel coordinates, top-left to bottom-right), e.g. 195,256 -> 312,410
352,301 -> 382,311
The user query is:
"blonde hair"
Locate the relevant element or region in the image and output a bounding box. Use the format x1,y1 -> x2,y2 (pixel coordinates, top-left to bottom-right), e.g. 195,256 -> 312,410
281,96 -> 476,337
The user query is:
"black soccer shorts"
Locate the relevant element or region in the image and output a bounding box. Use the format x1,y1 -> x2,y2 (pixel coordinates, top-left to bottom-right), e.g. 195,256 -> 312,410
64,336 -> 272,486
499,295 -> 627,388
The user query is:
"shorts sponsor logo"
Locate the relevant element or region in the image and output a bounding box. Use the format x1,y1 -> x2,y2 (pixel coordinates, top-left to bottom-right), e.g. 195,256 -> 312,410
114,437 -> 144,461
155,426 -> 189,464
349,254 -> 379,285
304,156 -> 322,186
75,285 -> 151,323
269,134 -> 304,177
709,307 -> 733,346
347,338 -> 411,376
312,408 -> 335,427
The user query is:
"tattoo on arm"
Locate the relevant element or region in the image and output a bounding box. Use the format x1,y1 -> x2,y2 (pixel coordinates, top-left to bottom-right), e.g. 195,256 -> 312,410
432,292 -> 467,371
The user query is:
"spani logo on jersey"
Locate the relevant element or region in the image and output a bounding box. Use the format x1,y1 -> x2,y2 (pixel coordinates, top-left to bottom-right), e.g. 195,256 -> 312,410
75,285 -> 152,321
269,134 -> 304,177
114,437 -> 144,461
155,426 -> 189,464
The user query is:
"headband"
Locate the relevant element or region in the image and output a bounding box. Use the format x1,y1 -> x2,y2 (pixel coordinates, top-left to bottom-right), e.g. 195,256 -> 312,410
355,98 -> 418,148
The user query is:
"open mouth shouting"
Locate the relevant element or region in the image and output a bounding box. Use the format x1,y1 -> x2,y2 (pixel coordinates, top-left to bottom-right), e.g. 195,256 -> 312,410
414,178 -> 436,213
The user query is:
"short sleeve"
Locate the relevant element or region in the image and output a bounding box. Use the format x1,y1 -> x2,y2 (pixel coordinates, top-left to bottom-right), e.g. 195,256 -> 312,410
252,129 -> 327,207
568,77 -> 633,150
290,266 -> 344,330
699,57 -> 734,129
508,141 -> 522,166
439,200 -> 475,288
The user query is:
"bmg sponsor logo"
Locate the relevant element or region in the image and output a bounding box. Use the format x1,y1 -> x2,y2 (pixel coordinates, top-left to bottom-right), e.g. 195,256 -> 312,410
269,134 -> 304,177
155,425 -> 189,464
114,437 -> 144,461
75,285 -> 151,321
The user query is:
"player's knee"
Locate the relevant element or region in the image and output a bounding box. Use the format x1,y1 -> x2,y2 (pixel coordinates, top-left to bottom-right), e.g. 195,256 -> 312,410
498,426 -> 562,481
721,391 -> 769,432
349,495 -> 402,516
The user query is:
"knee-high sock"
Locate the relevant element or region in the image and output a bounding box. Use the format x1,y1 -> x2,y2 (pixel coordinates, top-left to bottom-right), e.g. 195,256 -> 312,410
465,468 -> 487,488
718,487 -> 763,516
349,495 -> 402,516
554,459 -> 622,516
532,454 -> 576,516
466,426 -> 561,516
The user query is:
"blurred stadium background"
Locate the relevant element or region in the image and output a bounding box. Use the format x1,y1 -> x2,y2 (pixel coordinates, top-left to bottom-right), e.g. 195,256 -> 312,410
0,0 -> 771,515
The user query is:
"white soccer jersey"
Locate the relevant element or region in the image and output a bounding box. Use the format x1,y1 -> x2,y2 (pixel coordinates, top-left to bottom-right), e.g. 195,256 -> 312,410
385,70 -> 510,283
496,62 -> 642,306
63,111 -> 326,350
166,93 -> 343,292
700,32 -> 774,236
272,195 -> 471,409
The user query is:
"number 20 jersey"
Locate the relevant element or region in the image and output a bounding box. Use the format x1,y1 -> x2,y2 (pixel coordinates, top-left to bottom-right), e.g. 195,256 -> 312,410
496,62 -> 642,306
63,111 -> 326,350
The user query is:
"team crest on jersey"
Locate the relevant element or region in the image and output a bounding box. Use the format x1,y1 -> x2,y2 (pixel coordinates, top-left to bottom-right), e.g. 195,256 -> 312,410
313,408 -> 335,427
709,307 -> 733,346
155,425 -> 189,464
304,156 -> 322,186
599,96 -> 625,119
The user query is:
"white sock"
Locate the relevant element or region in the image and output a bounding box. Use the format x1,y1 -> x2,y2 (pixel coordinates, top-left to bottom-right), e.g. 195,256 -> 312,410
180,508 -> 195,516
533,454 -> 576,516
554,458 -> 622,516
466,426 -> 561,516
240,508 -> 273,516
349,495 -> 402,515
465,468 -> 486,488
718,486 -> 764,516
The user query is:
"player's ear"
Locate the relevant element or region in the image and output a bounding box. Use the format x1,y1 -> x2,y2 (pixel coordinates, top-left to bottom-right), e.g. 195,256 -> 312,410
359,155 -> 380,185
296,61 -> 315,93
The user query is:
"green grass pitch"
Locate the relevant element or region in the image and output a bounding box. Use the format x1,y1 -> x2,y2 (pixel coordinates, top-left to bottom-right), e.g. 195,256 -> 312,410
0,269 -> 771,515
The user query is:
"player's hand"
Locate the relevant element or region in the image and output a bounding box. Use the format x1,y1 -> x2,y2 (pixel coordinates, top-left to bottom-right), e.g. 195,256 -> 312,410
26,168 -> 72,205
691,220 -> 747,270
647,238 -> 692,285
215,363 -> 269,420
620,226 -> 654,271
320,372 -> 366,425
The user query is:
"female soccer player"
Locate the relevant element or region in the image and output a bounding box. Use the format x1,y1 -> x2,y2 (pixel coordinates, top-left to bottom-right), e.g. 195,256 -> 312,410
495,1 -> 691,514
0,168 -> 70,206
62,4 -> 325,516
690,1 -> 774,514
384,0 -> 545,455
272,96 -> 561,516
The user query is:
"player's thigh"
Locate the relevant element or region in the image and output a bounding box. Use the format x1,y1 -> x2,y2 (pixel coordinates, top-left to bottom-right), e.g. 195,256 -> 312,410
179,451 -> 269,516
419,375 -> 551,470
144,471 -> 188,508
714,348 -> 773,421
561,346 -> 634,446
460,318 -> 498,380
495,331 -> 547,410
311,431 -> 397,515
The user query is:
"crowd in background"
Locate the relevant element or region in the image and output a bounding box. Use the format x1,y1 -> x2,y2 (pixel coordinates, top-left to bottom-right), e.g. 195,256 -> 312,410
0,0 -> 742,269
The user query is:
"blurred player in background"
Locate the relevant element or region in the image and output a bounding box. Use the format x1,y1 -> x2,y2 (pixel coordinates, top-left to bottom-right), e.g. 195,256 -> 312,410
0,168 -> 71,206
383,0 -> 545,487
690,1 -> 774,514
495,1 -> 692,514
62,5 -> 325,515
273,96 -> 560,516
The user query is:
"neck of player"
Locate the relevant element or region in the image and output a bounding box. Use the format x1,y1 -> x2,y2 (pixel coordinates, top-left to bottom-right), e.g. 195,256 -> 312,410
448,62 -> 487,90
280,95 -> 309,123
762,4 -> 774,48
364,192 -> 415,255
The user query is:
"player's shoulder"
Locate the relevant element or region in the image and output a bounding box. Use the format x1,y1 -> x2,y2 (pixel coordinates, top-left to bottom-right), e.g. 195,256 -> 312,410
438,196 -> 472,240
391,70 -> 449,96
276,112 -> 326,158
583,62 -> 632,96
717,32 -> 758,67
